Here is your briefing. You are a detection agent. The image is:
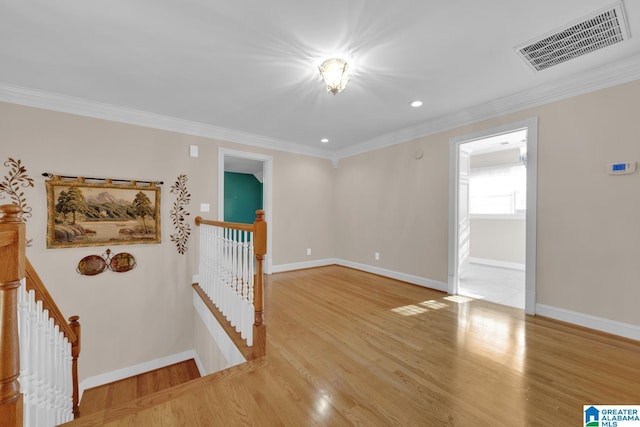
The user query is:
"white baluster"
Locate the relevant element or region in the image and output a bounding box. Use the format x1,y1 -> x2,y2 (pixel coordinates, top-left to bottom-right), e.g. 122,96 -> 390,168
241,230 -> 248,339
248,231 -> 255,346
17,283 -> 74,427
197,220 -> 260,348
26,290 -> 38,425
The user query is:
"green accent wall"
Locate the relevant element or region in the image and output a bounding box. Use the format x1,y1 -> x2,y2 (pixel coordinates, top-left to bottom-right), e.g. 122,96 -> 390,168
224,172 -> 263,224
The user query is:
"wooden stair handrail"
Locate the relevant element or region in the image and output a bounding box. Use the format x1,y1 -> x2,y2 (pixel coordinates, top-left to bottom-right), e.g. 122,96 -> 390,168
0,204 -> 25,427
194,210 -> 267,359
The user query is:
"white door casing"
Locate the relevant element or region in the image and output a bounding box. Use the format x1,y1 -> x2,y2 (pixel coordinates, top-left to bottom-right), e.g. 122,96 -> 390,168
448,118 -> 538,314
218,147 -> 273,274
458,150 -> 471,269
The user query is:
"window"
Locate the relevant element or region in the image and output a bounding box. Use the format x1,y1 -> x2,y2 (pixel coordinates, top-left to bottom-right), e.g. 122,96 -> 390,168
469,163 -> 526,215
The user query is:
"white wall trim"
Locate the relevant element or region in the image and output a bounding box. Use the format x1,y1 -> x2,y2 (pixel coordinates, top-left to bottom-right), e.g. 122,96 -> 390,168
191,352 -> 206,378
536,304 -> 640,342
338,260 -> 447,292
448,117 -> 538,315
271,258 -> 339,273
336,260 -> 448,292
218,148 -> 273,274
0,83 -> 334,160
333,55 -> 640,160
3,55 -> 640,163
193,289 -> 246,374
468,257 -> 525,271
271,258 -> 447,292
78,349 -> 199,401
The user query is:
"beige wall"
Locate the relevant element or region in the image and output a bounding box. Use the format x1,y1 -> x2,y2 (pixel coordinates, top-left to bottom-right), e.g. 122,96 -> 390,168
271,151 -> 336,265
334,79 -> 640,326
335,141 -> 450,280
0,102 -> 335,382
3,77 -> 639,381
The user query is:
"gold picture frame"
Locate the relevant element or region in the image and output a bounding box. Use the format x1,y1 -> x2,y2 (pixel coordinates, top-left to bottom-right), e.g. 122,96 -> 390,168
46,176 -> 161,248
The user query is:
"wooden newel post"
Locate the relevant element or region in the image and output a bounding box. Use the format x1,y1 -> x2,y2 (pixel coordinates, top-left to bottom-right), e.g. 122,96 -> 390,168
69,315 -> 81,419
252,210 -> 267,358
0,204 -> 25,427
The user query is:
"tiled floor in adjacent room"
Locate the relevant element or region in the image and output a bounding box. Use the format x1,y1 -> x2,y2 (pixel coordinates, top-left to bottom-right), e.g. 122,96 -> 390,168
458,262 -> 525,309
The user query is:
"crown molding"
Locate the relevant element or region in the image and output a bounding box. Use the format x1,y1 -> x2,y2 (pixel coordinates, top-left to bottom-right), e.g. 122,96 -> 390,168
0,83 -> 334,160
333,53 -> 640,160
2,53 -> 640,163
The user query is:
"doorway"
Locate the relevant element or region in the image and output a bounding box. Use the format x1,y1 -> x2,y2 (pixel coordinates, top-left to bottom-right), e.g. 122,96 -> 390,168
218,148 -> 273,274
448,118 -> 537,314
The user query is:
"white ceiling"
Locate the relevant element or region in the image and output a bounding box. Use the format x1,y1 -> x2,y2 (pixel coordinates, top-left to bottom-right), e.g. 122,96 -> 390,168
1,0 -> 640,160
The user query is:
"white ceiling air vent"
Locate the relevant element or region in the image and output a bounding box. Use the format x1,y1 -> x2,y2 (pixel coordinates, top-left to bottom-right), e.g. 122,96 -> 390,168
515,2 -> 630,72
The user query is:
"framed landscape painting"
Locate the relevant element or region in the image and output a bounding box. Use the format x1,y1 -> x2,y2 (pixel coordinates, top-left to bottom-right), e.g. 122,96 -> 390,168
46,177 -> 161,248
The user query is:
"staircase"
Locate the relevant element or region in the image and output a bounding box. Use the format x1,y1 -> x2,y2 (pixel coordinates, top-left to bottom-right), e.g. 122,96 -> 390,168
63,358 -> 268,426
67,359 -> 199,423
1,205 -> 268,427
1,205 -> 81,426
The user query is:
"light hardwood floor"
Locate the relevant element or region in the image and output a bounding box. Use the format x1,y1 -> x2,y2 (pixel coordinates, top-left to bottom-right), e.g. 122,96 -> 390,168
68,265 -> 640,426
79,359 -> 201,417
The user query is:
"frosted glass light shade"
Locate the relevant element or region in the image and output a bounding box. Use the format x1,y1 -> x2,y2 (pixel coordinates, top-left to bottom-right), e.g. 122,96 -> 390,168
318,58 -> 350,95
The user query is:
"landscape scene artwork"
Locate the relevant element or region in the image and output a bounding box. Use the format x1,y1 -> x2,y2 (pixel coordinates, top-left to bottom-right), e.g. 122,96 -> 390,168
46,180 -> 161,248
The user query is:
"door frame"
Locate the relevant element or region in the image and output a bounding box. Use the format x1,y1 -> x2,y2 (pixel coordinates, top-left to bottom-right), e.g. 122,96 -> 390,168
447,117 -> 538,314
218,147 -> 273,274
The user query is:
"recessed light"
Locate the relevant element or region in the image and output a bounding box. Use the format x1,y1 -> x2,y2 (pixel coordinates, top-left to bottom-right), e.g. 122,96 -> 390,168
410,100 -> 423,108
321,138 -> 329,143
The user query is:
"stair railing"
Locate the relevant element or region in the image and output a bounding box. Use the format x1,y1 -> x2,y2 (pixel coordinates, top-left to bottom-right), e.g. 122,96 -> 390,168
0,204 -> 81,427
194,210 -> 266,359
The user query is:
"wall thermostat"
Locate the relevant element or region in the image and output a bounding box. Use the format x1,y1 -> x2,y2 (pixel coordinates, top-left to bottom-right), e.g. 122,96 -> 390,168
607,162 -> 635,175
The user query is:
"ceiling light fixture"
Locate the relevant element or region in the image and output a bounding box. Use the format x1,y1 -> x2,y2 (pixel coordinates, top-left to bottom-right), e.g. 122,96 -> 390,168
321,138 -> 329,143
319,58 -> 350,95
410,100 -> 423,108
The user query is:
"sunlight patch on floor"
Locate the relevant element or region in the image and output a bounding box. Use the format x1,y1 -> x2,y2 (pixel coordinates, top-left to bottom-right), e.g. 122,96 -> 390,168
391,305 -> 428,316
391,299 -> 451,316
419,300 -> 448,310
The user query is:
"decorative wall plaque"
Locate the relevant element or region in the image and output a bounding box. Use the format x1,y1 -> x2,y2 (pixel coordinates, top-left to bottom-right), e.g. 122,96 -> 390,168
170,174 -> 191,254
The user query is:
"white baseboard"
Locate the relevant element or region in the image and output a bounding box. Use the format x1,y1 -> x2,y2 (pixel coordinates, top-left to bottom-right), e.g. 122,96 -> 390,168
272,258 -> 447,292
536,304 -> 640,341
468,257 -> 525,271
192,352 -> 205,377
336,259 -> 448,292
271,258 -> 339,273
78,349 -> 199,401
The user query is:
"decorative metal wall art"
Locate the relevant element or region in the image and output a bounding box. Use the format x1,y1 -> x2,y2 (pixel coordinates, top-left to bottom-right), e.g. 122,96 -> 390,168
77,248 -> 137,275
1,157 -> 35,246
170,174 -> 191,254
0,158 -> 35,219
45,174 -> 161,248
77,254 -> 108,276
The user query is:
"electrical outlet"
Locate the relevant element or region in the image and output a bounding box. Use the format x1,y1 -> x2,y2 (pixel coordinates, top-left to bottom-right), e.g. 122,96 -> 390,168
307,248 -> 312,256
375,252 -> 380,261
